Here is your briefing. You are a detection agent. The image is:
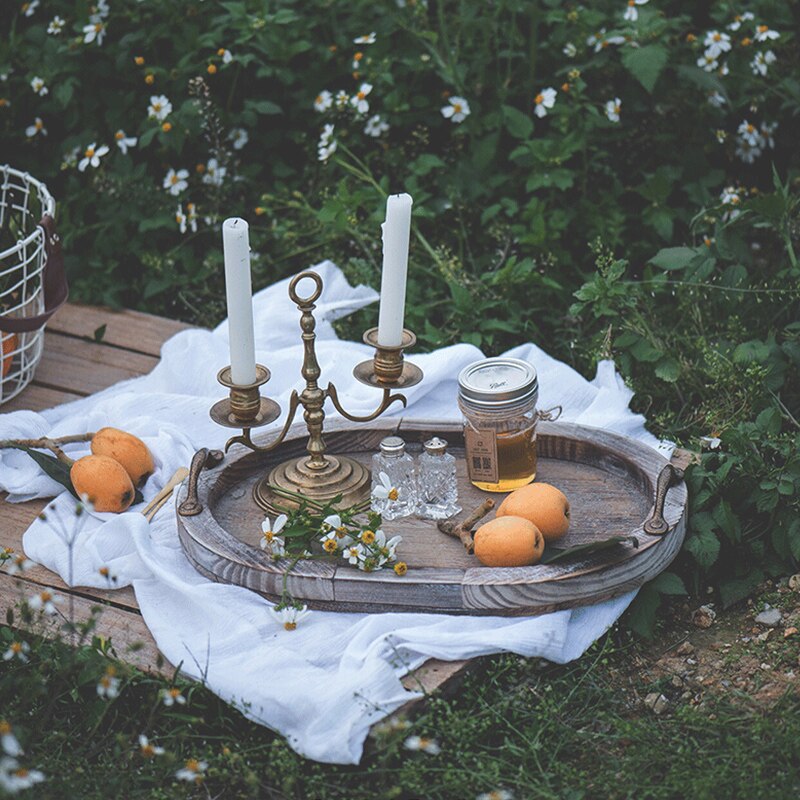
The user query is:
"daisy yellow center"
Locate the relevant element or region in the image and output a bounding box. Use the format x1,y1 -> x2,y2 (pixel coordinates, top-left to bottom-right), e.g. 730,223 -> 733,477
284,621 -> 297,631
323,539 -> 338,553
627,0 -> 635,6
419,737 -> 430,748
100,566 -> 110,576
757,25 -> 767,34
85,146 -> 95,158
169,688 -> 181,698
170,174 -> 179,185
354,52 -> 363,61
361,530 -> 375,544
712,33 -> 721,41
185,759 -> 200,772
535,93 -> 544,105
14,769 -> 28,779
187,203 -> 195,212
114,131 -> 124,140
731,196 -> 740,204
348,547 -> 359,558
746,123 -> 755,133
336,526 -> 347,538
218,48 -> 226,56
100,676 -> 111,687
388,488 -> 399,501
394,562 -> 407,576
741,37 -> 752,45
357,90 -> 366,100
452,103 -> 462,113
21,3 -> 29,11
41,591 -> 51,602
316,95 -> 323,104
142,743 -> 155,756
0,722 -> 11,735
95,22 -> 102,32
11,642 -> 22,653
153,102 -> 162,111
35,120 -> 43,130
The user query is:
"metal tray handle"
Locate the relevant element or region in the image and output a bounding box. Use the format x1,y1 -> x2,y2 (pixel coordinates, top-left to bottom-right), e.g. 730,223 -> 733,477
643,463 -> 685,535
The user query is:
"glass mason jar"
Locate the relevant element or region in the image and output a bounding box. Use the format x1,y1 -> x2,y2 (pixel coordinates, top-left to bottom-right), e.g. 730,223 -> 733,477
457,357 -> 539,492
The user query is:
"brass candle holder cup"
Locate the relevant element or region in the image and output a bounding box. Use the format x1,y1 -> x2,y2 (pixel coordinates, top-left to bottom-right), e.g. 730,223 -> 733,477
208,270 -> 423,514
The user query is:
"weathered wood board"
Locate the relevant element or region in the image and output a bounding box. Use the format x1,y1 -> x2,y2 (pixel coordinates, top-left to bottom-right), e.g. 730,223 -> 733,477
177,419 -> 688,615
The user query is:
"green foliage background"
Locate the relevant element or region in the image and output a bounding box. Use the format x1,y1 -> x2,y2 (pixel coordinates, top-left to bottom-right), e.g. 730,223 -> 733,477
1,0 -> 799,626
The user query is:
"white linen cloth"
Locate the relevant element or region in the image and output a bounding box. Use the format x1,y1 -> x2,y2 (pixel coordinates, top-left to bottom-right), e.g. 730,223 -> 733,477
0,262 -> 669,764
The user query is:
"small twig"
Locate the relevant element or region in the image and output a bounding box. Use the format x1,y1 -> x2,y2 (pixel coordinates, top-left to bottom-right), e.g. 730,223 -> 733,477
0,433 -> 94,466
437,499 -> 495,554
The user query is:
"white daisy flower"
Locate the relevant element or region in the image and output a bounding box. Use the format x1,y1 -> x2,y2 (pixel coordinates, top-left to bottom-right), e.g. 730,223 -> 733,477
161,687 -> 186,706
202,157 -> 226,187
353,32 -> 376,44
114,129 -> 137,153
718,61 -> 729,77
403,735 -> 441,755
623,0 -> 648,22
185,202 -> 198,232
25,117 -> 46,137
61,146 -> 80,168
754,25 -> 779,42
0,760 -> 45,791
6,554 -> 34,576
93,0 -> 111,21
735,140 -> 762,164
175,204 -> 187,234
751,50 -> 776,76
334,90 -> 349,108
163,168 -> 188,196
175,759 -> 207,783
318,123 -> 337,162
441,95 -> 470,123
707,91 -> 726,108
47,15 -> 65,34
268,604 -> 311,631
364,114 -> 389,137
477,791 -> 514,800
605,97 -> 621,122
350,82 -> 372,114
760,121 -> 777,149
727,12 -> 753,32
21,0 -> 39,16
96,672 -> 120,699
720,186 -> 741,206
260,514 -> 287,550
27,589 -> 60,614
737,119 -> 763,147
30,76 -> 48,96
697,52 -> 719,72
372,471 -> 399,501
83,21 -> 107,46
703,31 -> 731,58
138,735 -> 165,757
228,127 -> 248,149
147,94 -> 172,121
0,723 -> 22,757
563,42 -> 577,57
2,641 -> 30,663
314,90 -> 333,112
343,542 -> 366,565
587,29 -> 625,52
78,142 -> 109,172
533,87 -> 557,118
218,47 -> 233,63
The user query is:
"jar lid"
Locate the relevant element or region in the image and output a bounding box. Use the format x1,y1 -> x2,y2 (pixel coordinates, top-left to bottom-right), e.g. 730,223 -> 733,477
379,435 -> 406,455
457,357 -> 538,407
424,436 -> 448,455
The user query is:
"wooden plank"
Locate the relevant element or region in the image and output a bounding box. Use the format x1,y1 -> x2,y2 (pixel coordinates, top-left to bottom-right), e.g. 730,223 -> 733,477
1,384 -> 82,413
48,302 -> 194,359
33,332 -> 158,396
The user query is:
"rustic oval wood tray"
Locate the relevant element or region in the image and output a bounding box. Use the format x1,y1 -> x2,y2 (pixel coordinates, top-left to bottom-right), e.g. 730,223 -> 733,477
175,420 -> 687,616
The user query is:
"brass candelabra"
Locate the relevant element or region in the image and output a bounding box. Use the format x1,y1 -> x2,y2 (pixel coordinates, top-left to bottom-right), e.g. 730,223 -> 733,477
209,271 -> 423,513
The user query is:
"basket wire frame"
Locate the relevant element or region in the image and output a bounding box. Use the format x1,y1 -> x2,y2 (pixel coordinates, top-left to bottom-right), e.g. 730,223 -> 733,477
0,165 -> 56,405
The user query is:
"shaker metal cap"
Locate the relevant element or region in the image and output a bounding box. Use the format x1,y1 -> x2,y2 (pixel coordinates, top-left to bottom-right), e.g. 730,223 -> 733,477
424,436 -> 448,455
457,357 -> 538,407
379,435 -> 406,455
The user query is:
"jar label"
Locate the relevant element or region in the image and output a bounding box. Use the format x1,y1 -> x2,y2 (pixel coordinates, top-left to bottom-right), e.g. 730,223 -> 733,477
464,428 -> 499,483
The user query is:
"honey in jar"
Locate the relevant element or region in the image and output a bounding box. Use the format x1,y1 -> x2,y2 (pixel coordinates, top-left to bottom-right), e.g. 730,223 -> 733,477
457,357 -> 539,492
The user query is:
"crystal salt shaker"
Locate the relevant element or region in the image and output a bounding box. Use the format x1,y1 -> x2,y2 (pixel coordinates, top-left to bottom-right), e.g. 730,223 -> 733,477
371,436 -> 416,520
415,437 -> 461,520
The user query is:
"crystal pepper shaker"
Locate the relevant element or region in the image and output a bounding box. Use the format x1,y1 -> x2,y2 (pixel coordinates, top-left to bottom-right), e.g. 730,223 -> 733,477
415,437 -> 461,520
371,436 -> 416,520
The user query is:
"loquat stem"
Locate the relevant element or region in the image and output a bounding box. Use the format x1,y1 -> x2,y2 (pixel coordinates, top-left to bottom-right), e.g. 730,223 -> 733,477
437,499 -> 495,554
0,433 -> 95,466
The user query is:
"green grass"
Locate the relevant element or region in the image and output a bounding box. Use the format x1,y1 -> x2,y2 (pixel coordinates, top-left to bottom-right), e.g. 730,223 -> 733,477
2,616 -> 798,800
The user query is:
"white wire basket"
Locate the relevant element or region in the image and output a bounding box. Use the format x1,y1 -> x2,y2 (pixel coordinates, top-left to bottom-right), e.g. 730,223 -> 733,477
0,165 -> 67,407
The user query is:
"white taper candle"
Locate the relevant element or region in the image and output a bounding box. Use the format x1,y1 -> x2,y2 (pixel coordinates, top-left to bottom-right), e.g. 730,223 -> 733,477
222,217 -> 257,385
377,193 -> 413,347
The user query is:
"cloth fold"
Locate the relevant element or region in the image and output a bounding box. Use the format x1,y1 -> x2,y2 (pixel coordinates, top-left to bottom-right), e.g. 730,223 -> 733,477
0,261 -> 664,764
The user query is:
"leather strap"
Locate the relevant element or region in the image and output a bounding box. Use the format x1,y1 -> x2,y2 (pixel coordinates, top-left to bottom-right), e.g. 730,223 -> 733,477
0,215 -> 69,333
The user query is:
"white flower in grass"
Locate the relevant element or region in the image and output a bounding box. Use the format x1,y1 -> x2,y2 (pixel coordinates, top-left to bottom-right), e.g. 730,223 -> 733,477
83,21 -> 107,45
93,0 -> 111,21
623,0 -> 648,22
0,723 -> 22,757
707,91 -> 726,108
373,471 -> 399,501
477,791 -> 514,800
587,29 -> 625,52
350,82 -> 372,114
27,588 -> 60,614
161,687 -> 186,707
163,168 -> 189,196
697,52 -> 719,72
334,90 -> 349,108
320,530 -> 340,554
403,735 -> 441,755
228,127 -> 248,149
0,759 -> 45,792
735,140 -> 762,164
533,87 -> 557,118
364,114 -> 389,137
96,671 -> 120,699
353,32 -> 376,44
563,42 -> 577,57
47,15 -> 65,34
727,12 -> 753,32
318,123 -> 337,162
754,25 -> 779,42
148,94 -> 172,121
703,31 -> 731,58
343,542 -> 366,566
714,129 -> 727,144
202,157 -> 226,186
761,121 -> 777,149
717,61 -> 729,77
260,514 -> 287,553
218,47 -> 233,63
114,130 -> 137,153
737,119 -> 763,148
6,554 -> 34,576
720,186 -> 741,207
61,146 -> 80,169
268,604 -> 311,631
175,204 -> 187,234
138,735 -> 165,758
25,117 -> 46,137
441,95 -> 470,123
751,50 -> 776,76
30,76 -> 47,96
605,97 -> 621,122
3,642 -> 30,663
314,89 -> 333,112
175,759 -> 207,783
21,0 -> 39,17
78,142 -> 109,172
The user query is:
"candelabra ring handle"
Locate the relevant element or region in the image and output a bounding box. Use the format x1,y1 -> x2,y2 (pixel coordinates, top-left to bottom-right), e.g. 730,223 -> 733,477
288,271 -> 324,307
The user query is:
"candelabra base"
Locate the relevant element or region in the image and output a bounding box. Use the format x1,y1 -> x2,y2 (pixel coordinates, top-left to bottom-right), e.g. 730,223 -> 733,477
253,454 -> 371,514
